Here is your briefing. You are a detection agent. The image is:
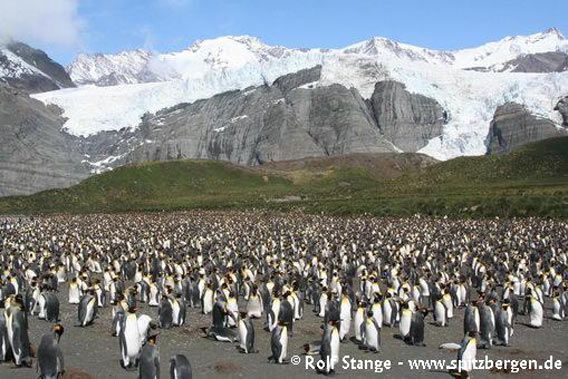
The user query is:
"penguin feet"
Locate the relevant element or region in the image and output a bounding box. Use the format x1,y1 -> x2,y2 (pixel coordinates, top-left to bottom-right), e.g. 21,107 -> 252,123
17,359 -> 33,368
316,368 -> 336,376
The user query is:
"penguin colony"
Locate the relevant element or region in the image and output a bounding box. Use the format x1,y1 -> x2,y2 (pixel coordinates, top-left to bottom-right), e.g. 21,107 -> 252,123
0,212 -> 566,378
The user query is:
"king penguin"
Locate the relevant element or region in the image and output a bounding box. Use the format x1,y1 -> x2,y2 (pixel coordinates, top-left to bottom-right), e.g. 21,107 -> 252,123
37,324 -> 65,379
268,321 -> 288,364
318,319 -> 340,375
237,312 -> 257,354
77,291 -> 97,327
0,311 -> 9,362
139,334 -> 160,379
361,310 -> 381,352
528,294 -> 544,328
495,301 -> 512,346
158,297 -> 174,329
408,308 -> 428,346
6,295 -> 32,367
479,302 -> 495,349
353,300 -> 366,343
245,286 -> 263,319
68,277 -> 80,304
120,306 -> 141,369
45,292 -> 60,323
399,302 -> 413,342
456,331 -> 477,378
170,354 -> 192,379
338,293 -> 352,341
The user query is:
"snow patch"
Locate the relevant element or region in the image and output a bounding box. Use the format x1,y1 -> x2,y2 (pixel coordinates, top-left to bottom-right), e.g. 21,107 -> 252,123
83,154 -> 125,174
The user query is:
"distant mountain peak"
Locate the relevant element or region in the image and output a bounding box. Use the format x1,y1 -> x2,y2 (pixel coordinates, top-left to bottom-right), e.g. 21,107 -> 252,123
0,40 -> 74,92
543,27 -> 565,39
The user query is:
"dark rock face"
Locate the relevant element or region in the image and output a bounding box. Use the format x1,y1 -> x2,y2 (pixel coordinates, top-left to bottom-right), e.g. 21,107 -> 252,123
368,81 -> 446,152
502,52 -> 568,73
0,41 -> 75,93
272,66 -> 322,94
487,102 -> 568,154
0,85 -> 88,196
555,97 -> 568,126
123,67 -> 399,166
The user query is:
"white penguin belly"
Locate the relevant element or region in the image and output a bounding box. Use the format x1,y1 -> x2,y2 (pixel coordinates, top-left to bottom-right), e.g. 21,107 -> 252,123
435,302 -> 446,325
400,314 -> 411,336
279,330 -> 288,362
530,300 -> 543,327
238,321 -> 248,351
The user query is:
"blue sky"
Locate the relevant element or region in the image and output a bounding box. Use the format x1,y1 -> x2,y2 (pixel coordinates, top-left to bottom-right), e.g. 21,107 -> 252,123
11,0 -> 568,64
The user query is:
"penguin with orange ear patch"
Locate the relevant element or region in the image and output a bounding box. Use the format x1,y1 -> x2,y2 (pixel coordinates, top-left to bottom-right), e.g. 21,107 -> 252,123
6,294 -> 32,367
139,334 -> 160,379
37,323 -> 65,378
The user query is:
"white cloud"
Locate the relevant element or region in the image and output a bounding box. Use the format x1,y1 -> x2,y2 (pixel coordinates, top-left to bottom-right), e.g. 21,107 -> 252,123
0,0 -> 82,46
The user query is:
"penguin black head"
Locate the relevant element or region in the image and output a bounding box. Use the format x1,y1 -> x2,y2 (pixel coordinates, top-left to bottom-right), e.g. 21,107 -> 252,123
53,323 -> 65,339
328,318 -> 339,328
147,333 -> 159,345
14,294 -> 24,306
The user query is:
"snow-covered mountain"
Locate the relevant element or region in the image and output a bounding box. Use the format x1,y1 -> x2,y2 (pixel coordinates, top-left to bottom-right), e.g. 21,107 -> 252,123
33,29 -> 568,160
65,28 -> 568,85
452,28 -> 568,70
0,41 -> 75,93
67,49 -> 167,86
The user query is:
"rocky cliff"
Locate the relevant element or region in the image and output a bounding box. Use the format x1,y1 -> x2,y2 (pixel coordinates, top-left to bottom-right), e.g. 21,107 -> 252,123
123,66 -> 398,166
368,81 -> 446,152
500,52 -> 568,73
0,85 -> 89,196
555,96 -> 568,126
487,102 -> 568,154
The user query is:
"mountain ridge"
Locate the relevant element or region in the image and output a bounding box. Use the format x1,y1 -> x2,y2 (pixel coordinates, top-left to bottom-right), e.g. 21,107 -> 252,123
1,30 -> 568,197
67,28 -> 568,86
1,137 -> 565,217
33,28 -> 568,162
0,40 -> 75,93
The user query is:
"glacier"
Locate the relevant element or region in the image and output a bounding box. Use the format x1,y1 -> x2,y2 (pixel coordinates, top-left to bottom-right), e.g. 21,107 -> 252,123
32,30 -> 568,160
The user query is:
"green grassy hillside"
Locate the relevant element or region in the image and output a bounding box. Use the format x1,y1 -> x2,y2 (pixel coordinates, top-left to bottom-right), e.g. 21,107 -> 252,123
2,137 -> 567,217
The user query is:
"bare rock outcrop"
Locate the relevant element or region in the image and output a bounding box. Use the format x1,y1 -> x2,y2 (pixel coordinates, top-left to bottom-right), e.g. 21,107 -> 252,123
368,81 -> 446,152
487,102 -> 568,154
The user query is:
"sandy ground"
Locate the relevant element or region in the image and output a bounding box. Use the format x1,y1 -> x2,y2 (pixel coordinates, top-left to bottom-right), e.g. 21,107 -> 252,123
0,286 -> 566,379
